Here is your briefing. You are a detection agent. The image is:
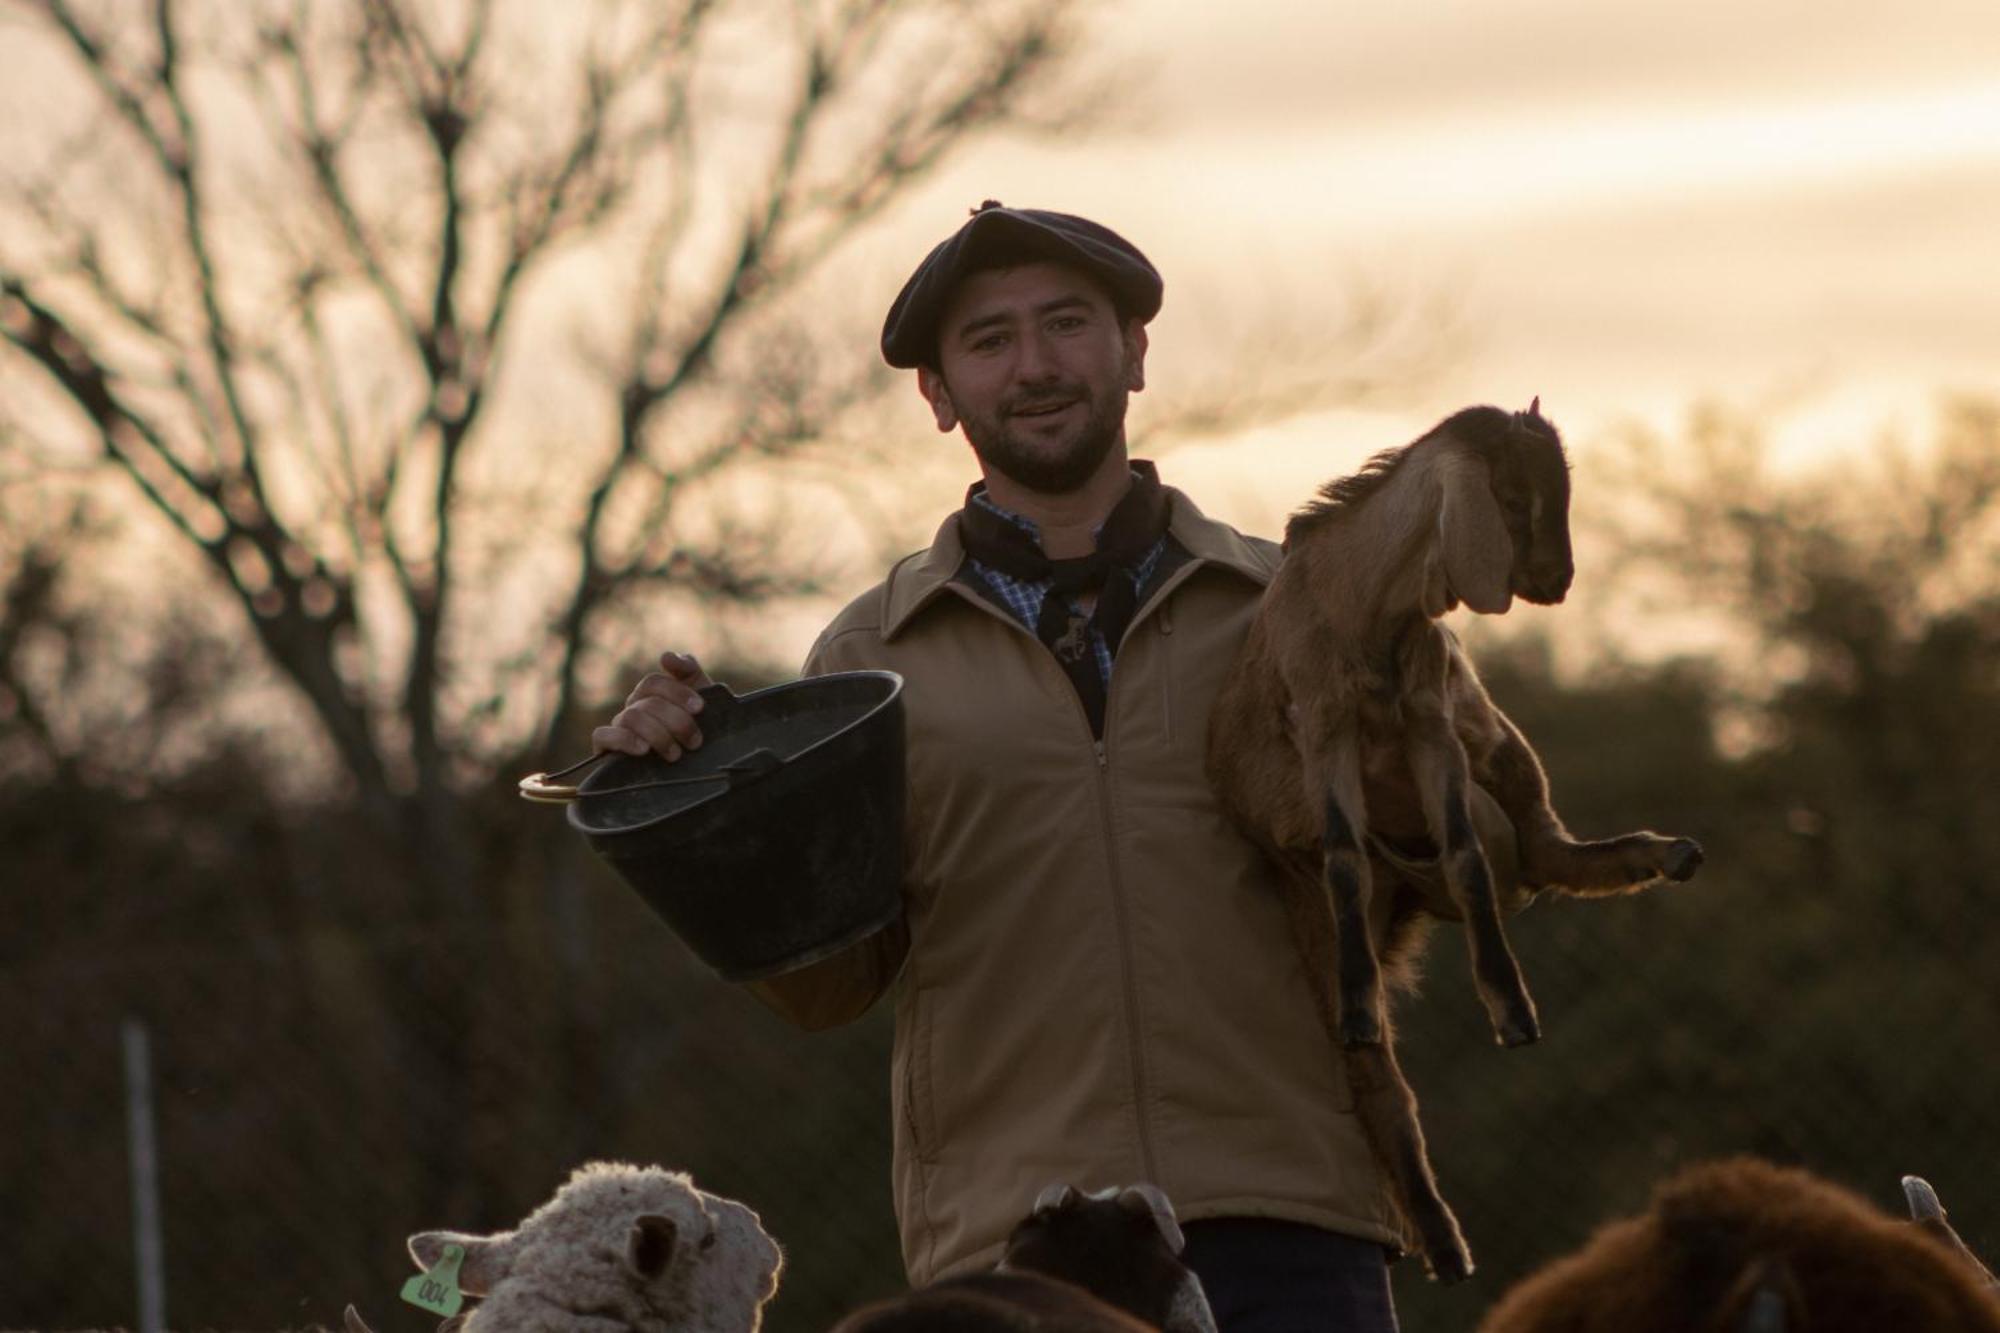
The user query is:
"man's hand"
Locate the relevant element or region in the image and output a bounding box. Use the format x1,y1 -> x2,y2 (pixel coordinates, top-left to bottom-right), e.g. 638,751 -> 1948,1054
593,651 -> 715,760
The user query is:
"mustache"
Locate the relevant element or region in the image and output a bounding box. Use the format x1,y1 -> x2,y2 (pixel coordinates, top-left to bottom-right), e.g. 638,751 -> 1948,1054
1005,388 -> 1087,416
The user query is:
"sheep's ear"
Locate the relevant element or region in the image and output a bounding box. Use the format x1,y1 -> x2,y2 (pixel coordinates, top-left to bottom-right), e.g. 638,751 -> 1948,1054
1117,1184 -> 1187,1256
1437,451 -> 1513,614
628,1214 -> 678,1280
409,1231 -> 510,1297
342,1304 -> 375,1333
1032,1183 -> 1080,1216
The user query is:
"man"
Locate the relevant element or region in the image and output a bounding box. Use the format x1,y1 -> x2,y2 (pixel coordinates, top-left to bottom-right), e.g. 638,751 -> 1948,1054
596,203 -> 1418,1331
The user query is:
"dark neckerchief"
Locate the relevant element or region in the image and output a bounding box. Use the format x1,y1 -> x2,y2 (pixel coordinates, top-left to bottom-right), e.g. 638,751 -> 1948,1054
955,461 -> 1171,736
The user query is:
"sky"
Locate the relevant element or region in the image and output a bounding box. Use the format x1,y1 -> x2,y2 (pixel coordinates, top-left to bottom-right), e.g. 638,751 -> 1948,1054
858,0 -> 2000,539
5,0 -> 1998,674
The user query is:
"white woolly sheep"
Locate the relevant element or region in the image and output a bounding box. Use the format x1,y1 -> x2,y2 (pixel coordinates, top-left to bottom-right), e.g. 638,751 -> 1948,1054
399,1161 -> 782,1333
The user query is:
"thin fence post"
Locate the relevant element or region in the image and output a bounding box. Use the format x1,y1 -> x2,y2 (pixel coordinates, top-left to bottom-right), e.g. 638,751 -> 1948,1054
122,1018 -> 165,1333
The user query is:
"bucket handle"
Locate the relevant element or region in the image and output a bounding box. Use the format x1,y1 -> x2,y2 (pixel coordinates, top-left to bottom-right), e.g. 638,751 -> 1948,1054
517,683 -> 776,804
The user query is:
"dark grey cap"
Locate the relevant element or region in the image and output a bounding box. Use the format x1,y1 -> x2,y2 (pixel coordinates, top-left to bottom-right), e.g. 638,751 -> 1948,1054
880,201 -> 1163,369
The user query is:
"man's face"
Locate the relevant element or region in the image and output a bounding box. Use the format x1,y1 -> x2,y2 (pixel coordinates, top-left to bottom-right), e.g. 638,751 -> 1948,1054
918,261 -> 1148,495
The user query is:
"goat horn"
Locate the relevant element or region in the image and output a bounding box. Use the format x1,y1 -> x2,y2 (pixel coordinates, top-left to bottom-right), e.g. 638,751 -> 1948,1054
1032,1183 -> 1080,1215
1528,395 -> 1541,416
1118,1184 -> 1188,1256
1902,1175 -> 1944,1222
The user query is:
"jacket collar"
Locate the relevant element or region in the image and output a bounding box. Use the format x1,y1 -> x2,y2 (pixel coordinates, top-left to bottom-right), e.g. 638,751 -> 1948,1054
880,480 -> 1276,642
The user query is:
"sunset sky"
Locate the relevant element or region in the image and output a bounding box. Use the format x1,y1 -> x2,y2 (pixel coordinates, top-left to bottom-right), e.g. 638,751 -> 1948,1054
5,0 -> 1997,669
861,0 -> 2000,536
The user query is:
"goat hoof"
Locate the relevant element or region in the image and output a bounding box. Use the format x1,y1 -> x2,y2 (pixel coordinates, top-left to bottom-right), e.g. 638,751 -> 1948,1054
1496,1017 -> 1541,1048
1426,1244 -> 1475,1285
1662,838 -> 1704,882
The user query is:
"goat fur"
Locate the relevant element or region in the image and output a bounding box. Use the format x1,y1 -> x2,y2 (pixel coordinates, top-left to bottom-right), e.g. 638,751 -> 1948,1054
1478,1157 -> 2000,1333
1206,402 -> 1703,1281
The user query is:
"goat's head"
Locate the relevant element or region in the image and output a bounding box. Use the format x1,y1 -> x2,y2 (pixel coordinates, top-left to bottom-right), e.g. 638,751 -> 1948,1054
998,1183 -> 1219,1333
1438,398 -> 1573,613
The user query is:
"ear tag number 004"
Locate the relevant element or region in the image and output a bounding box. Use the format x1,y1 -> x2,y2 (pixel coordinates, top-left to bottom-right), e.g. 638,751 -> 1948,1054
401,1243 -> 466,1316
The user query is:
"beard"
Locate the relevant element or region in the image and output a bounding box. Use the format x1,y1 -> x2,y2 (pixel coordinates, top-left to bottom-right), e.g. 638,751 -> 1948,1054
955,376 -> 1131,495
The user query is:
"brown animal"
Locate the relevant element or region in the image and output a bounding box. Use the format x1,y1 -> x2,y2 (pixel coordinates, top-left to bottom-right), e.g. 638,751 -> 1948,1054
1205,401 -> 1703,1280
996,1185 -> 1217,1333
1478,1157 -> 2000,1333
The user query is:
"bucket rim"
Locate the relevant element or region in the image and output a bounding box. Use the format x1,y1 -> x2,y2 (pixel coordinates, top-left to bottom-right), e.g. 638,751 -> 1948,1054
566,668 -> 904,837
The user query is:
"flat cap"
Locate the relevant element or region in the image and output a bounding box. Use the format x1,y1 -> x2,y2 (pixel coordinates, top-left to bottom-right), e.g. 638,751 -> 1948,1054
880,201 -> 1163,369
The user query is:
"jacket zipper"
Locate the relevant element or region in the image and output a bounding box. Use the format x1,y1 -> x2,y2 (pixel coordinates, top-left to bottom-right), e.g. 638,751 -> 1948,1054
956,578 -> 1164,1182
1083,661 -> 1159,1186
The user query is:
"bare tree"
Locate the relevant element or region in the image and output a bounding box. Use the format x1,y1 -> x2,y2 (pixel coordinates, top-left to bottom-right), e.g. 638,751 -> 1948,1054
0,0 -> 1103,1231
0,0 -> 1092,852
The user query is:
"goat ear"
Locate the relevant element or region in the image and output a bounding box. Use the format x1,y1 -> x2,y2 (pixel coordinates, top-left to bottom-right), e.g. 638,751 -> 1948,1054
409,1231 -> 510,1296
1117,1184 -> 1187,1256
628,1214 -> 679,1280
1437,451 -> 1513,614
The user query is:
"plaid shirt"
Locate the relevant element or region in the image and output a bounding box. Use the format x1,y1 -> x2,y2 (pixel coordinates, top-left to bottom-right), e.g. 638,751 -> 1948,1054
964,489 -> 1167,687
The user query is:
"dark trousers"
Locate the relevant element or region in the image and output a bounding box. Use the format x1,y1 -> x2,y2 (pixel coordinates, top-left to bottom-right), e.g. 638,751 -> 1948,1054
1180,1218 -> 1400,1333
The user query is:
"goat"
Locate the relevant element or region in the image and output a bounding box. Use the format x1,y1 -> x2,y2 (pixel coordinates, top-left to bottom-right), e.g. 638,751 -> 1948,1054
1205,400 -> 1703,1280
832,1182 -> 1217,1333
397,1161 -> 783,1333
1477,1157 -> 2000,1333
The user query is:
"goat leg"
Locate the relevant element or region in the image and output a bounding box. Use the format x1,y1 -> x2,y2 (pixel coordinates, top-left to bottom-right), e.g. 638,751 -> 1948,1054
1477,705 -> 1704,894
1525,829 -> 1705,895
1409,711 -> 1540,1047
1307,741 -> 1387,1047
1344,1040 -> 1473,1283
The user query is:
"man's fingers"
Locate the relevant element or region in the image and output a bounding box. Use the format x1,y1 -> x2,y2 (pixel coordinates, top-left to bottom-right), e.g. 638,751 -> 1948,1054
658,650 -> 715,689
590,724 -> 649,758
614,699 -> 702,758
626,671 -> 708,715
594,650 -> 713,760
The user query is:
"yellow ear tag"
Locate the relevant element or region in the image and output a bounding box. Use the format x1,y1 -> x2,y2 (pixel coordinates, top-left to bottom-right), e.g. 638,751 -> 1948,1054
401,1243 -> 467,1316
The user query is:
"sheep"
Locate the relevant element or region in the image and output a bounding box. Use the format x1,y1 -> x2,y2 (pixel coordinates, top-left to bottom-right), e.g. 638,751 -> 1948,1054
831,1182 -> 1217,1333
395,1161 -> 783,1333
1477,1157 -> 2000,1333
1205,400 -> 1704,1281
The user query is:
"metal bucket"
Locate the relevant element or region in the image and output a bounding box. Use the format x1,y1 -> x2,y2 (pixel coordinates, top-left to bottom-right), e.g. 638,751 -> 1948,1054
520,670 -> 905,981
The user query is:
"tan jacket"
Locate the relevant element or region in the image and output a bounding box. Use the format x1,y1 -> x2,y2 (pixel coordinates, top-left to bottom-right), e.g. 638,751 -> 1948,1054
749,485 -> 1404,1284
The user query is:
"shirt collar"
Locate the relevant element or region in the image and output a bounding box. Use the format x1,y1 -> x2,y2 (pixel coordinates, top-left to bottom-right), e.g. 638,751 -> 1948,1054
880,476 -> 1277,641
